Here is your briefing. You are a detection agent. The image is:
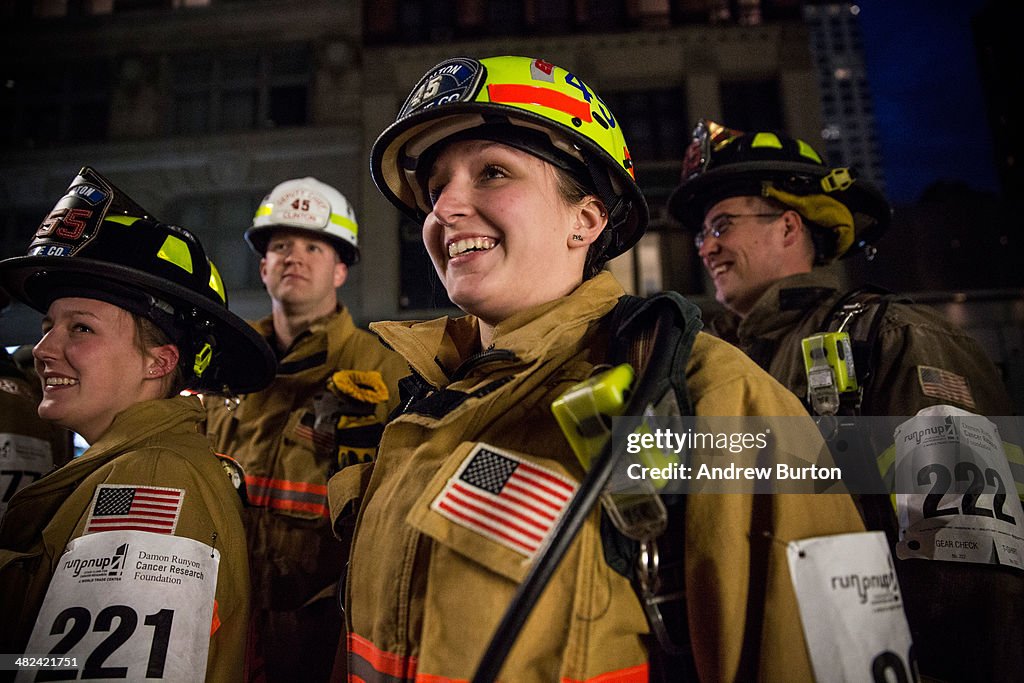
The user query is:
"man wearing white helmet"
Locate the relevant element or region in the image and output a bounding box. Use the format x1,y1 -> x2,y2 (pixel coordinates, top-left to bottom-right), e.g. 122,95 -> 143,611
205,177 -> 407,682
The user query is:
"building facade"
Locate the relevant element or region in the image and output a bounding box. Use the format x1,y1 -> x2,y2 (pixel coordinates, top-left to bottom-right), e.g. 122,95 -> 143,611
0,0 -> 821,341
2,0 -> 1020,412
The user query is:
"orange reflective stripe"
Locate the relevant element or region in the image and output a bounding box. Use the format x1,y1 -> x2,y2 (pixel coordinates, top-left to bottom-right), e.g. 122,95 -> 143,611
210,599 -> 220,636
487,83 -> 592,123
260,498 -> 329,516
348,632 -> 417,681
347,633 -> 645,683
245,475 -> 328,495
245,475 -> 330,518
562,663 -> 649,683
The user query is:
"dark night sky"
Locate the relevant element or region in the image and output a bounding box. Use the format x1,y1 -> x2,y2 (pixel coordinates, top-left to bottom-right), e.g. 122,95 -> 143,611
856,0 -> 998,205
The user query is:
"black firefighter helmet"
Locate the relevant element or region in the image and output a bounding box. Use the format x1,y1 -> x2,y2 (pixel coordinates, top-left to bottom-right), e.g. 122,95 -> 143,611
0,167 -> 275,394
667,120 -> 891,261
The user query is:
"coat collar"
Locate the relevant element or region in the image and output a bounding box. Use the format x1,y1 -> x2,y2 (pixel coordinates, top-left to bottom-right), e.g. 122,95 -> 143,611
372,272 -> 624,388
12,395 -> 204,500
729,270 -> 841,343
255,306 -> 355,357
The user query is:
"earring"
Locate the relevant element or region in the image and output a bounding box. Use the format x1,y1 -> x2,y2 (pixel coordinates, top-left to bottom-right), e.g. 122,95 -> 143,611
572,234 -> 584,241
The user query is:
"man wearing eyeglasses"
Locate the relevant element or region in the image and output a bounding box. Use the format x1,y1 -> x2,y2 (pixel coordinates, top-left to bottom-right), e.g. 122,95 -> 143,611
668,120 -> 1011,418
668,120 -> 1020,683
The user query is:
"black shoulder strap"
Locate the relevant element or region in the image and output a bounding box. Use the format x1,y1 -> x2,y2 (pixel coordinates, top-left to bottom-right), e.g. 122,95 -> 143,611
473,293 -> 703,683
606,291 -> 703,682
608,291 -> 702,418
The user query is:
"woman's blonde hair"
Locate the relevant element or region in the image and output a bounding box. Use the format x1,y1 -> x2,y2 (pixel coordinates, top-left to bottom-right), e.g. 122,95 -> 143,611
131,312 -> 186,397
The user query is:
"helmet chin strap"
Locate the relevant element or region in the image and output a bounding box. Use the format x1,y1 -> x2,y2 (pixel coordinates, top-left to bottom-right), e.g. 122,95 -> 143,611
578,148 -> 630,251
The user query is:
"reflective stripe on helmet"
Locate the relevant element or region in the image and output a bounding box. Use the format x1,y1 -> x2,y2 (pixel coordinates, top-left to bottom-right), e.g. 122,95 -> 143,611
370,55 -> 648,259
798,139 -> 824,163
487,82 -> 593,123
247,177 -> 360,263
106,215 -> 140,226
330,211 -> 358,238
208,260 -> 226,303
157,234 -> 194,274
751,132 -> 783,150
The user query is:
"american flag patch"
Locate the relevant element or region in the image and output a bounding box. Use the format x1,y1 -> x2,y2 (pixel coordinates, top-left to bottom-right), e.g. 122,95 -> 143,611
918,365 -> 976,410
84,485 -> 184,535
294,418 -> 335,454
431,444 -> 577,558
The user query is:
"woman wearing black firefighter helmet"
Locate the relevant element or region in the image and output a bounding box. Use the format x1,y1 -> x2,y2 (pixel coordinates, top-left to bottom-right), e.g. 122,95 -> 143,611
0,167 -> 274,681
339,56 -> 866,682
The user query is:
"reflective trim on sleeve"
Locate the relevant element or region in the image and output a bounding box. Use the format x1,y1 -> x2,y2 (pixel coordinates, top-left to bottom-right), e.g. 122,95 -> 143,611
346,632 -> 647,683
348,632 -> 417,682
244,475 -> 329,517
561,663 -> 649,683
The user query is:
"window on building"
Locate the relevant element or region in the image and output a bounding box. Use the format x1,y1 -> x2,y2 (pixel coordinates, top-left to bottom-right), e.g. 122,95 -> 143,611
168,45 -> 311,135
365,0 -> 637,44
736,0 -> 762,25
394,0 -> 429,41
670,0 -> 714,24
5,60 -> 112,149
601,88 -> 688,165
578,0 -> 626,29
364,0 -> 398,42
761,0 -> 801,21
720,79 -> 783,132
529,0 -> 574,34
365,0 -> 462,43
114,0 -> 171,10
484,0 -> 525,35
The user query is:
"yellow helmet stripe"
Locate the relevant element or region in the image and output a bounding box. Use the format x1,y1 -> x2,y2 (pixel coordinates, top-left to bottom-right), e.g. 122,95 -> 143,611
750,132 -> 783,149
156,234 -> 194,274
255,204 -> 273,218
105,215 -> 141,226
208,259 -> 227,303
797,139 -> 824,163
330,212 -> 358,237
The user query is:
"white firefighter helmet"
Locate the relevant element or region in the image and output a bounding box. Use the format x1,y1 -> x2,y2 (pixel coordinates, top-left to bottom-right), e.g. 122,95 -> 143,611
245,177 -> 360,265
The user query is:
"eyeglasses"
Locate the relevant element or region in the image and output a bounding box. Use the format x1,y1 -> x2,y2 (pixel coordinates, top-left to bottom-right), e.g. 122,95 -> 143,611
693,212 -> 783,249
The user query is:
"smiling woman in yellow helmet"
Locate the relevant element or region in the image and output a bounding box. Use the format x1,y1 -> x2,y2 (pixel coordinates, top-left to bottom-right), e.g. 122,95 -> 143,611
0,167 -> 275,681
334,56 -> 868,682
371,55 -> 647,347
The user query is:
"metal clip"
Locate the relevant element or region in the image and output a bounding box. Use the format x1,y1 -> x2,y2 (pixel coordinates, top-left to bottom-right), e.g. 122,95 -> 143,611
637,538 -> 689,656
835,302 -> 866,334
223,393 -> 241,412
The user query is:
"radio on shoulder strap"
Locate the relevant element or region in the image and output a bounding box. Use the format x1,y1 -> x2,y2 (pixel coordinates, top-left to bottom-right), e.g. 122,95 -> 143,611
802,286 -> 894,417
